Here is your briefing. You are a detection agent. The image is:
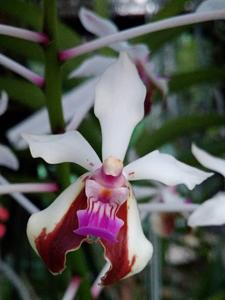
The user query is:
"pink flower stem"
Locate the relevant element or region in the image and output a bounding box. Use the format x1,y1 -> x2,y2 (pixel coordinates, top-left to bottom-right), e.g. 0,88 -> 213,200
91,264 -> 109,299
0,53 -> 45,87
0,175 -> 40,214
59,10 -> 225,61
0,25 -> 49,44
0,183 -> 58,195
62,277 -> 81,300
138,203 -> 199,213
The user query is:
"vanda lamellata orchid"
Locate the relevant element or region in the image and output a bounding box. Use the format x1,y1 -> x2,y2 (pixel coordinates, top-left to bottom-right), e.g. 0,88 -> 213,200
24,53 -> 212,285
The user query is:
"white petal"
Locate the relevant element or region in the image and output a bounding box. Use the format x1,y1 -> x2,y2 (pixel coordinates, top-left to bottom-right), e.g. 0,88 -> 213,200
188,192 -> 225,227
69,55 -> 116,78
27,174 -> 86,252
192,144 -> 225,177
196,0 -> 225,12
125,185 -> 153,277
0,91 -> 8,116
79,7 -> 129,52
124,150 -> 213,190
94,52 -> 146,161
23,131 -> 101,171
7,79 -> 97,149
0,144 -> 19,170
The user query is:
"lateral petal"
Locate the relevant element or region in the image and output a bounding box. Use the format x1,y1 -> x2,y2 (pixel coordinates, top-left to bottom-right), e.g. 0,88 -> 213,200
100,184 -> 153,285
188,192 -> 225,227
124,150 -> 213,190
95,52 -> 146,161
69,55 -> 116,78
192,144 -> 225,177
23,131 -> 101,171
27,174 -> 89,274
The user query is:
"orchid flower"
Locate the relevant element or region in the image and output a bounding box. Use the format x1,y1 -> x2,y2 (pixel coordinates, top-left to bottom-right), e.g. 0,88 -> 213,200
6,9 -> 167,146
24,53 -> 212,285
188,145 -> 225,227
67,8 -> 167,128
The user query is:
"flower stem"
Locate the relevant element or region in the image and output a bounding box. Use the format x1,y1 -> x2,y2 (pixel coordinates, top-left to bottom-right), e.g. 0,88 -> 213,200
0,182 -> 58,195
42,2 -> 93,299
0,24 -> 48,43
0,175 -> 39,214
59,10 -> 225,60
0,53 -> 44,87
139,203 -> 199,213
43,0 -> 70,189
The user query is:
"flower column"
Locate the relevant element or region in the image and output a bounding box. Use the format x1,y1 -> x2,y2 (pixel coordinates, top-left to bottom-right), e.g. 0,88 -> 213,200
42,1 -> 92,299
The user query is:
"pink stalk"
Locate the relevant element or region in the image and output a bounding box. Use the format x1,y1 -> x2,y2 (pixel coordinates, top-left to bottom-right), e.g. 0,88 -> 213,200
138,203 -> 199,213
59,10 -> 225,61
0,53 -> 44,87
62,277 -> 81,300
0,175 -> 45,214
91,264 -> 109,299
0,25 -> 48,44
0,182 -> 58,195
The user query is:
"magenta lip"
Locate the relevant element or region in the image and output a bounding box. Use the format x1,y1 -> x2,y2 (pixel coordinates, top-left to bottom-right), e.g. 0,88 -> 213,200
74,208 -> 124,243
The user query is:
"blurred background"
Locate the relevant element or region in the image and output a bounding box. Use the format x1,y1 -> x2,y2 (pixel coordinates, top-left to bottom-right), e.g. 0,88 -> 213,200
0,0 -> 225,299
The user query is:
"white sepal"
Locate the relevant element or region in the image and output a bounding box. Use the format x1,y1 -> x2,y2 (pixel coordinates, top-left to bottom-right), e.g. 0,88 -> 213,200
192,144 -> 225,177
124,150 -> 213,190
95,52 -> 146,161
188,192 -> 225,227
0,144 -> 19,170
69,55 -> 116,78
79,7 -> 129,52
23,131 -> 101,171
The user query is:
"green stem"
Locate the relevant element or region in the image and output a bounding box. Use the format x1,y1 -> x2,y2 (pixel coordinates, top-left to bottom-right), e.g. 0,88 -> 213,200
42,1 -> 92,299
43,0 -> 70,188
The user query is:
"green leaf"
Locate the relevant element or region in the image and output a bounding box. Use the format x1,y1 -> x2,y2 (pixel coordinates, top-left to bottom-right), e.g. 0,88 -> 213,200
0,36 -> 44,62
0,76 -> 44,108
0,0 -> 42,30
169,67 -> 225,92
136,114 -> 225,155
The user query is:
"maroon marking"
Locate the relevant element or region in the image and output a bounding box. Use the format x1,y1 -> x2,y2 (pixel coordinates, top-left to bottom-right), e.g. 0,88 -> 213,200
100,199 -> 136,285
35,188 -> 87,274
128,172 -> 135,176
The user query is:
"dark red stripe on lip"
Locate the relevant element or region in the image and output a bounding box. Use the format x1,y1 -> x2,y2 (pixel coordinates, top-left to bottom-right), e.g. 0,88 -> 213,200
100,196 -> 136,285
35,188 -> 87,274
